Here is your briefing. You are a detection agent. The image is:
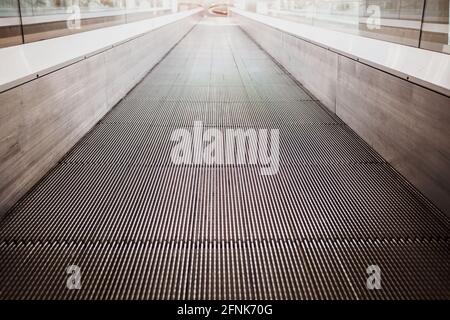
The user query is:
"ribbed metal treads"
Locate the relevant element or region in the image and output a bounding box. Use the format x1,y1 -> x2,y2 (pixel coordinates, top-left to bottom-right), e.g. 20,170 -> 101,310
0,19 -> 449,300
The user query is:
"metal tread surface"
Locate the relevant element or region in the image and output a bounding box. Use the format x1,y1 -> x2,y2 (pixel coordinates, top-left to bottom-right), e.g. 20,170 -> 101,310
0,18 -> 449,299
0,239 -> 448,300
1,164 -> 448,242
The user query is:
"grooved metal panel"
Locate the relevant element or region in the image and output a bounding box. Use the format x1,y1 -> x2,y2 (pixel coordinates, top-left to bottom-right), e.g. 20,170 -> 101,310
63,123 -> 152,164
209,86 -> 250,102
2,164 -> 447,242
248,84 -> 313,102
101,100 -> 162,124
126,85 -> 173,100
154,101 -> 283,127
167,86 -> 210,102
0,163 -> 130,241
210,73 -> 244,86
267,101 -> 338,124
0,240 -> 448,300
143,72 -> 181,86
0,19 -> 449,300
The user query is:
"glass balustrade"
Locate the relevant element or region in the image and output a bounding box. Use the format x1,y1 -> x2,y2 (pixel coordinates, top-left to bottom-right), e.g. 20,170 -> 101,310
234,0 -> 449,53
0,0 -> 448,54
0,0 -> 200,48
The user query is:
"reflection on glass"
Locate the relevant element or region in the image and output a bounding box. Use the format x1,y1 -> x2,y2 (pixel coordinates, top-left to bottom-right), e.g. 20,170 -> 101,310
420,0 -> 450,53
0,0 -> 23,48
239,0 -> 426,47
10,0 -> 189,44
2,1 -> 447,55
359,0 -> 424,46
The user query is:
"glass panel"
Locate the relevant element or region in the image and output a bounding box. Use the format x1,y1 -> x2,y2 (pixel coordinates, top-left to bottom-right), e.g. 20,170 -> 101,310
0,0 -> 203,48
125,0 -> 174,23
19,0 -> 127,43
16,0 -> 193,44
420,0 -> 450,53
239,0 -> 426,47
0,0 -> 23,48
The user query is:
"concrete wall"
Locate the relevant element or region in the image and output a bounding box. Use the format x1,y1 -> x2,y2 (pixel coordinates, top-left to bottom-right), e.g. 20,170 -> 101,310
0,12 -> 202,216
233,12 -> 450,216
